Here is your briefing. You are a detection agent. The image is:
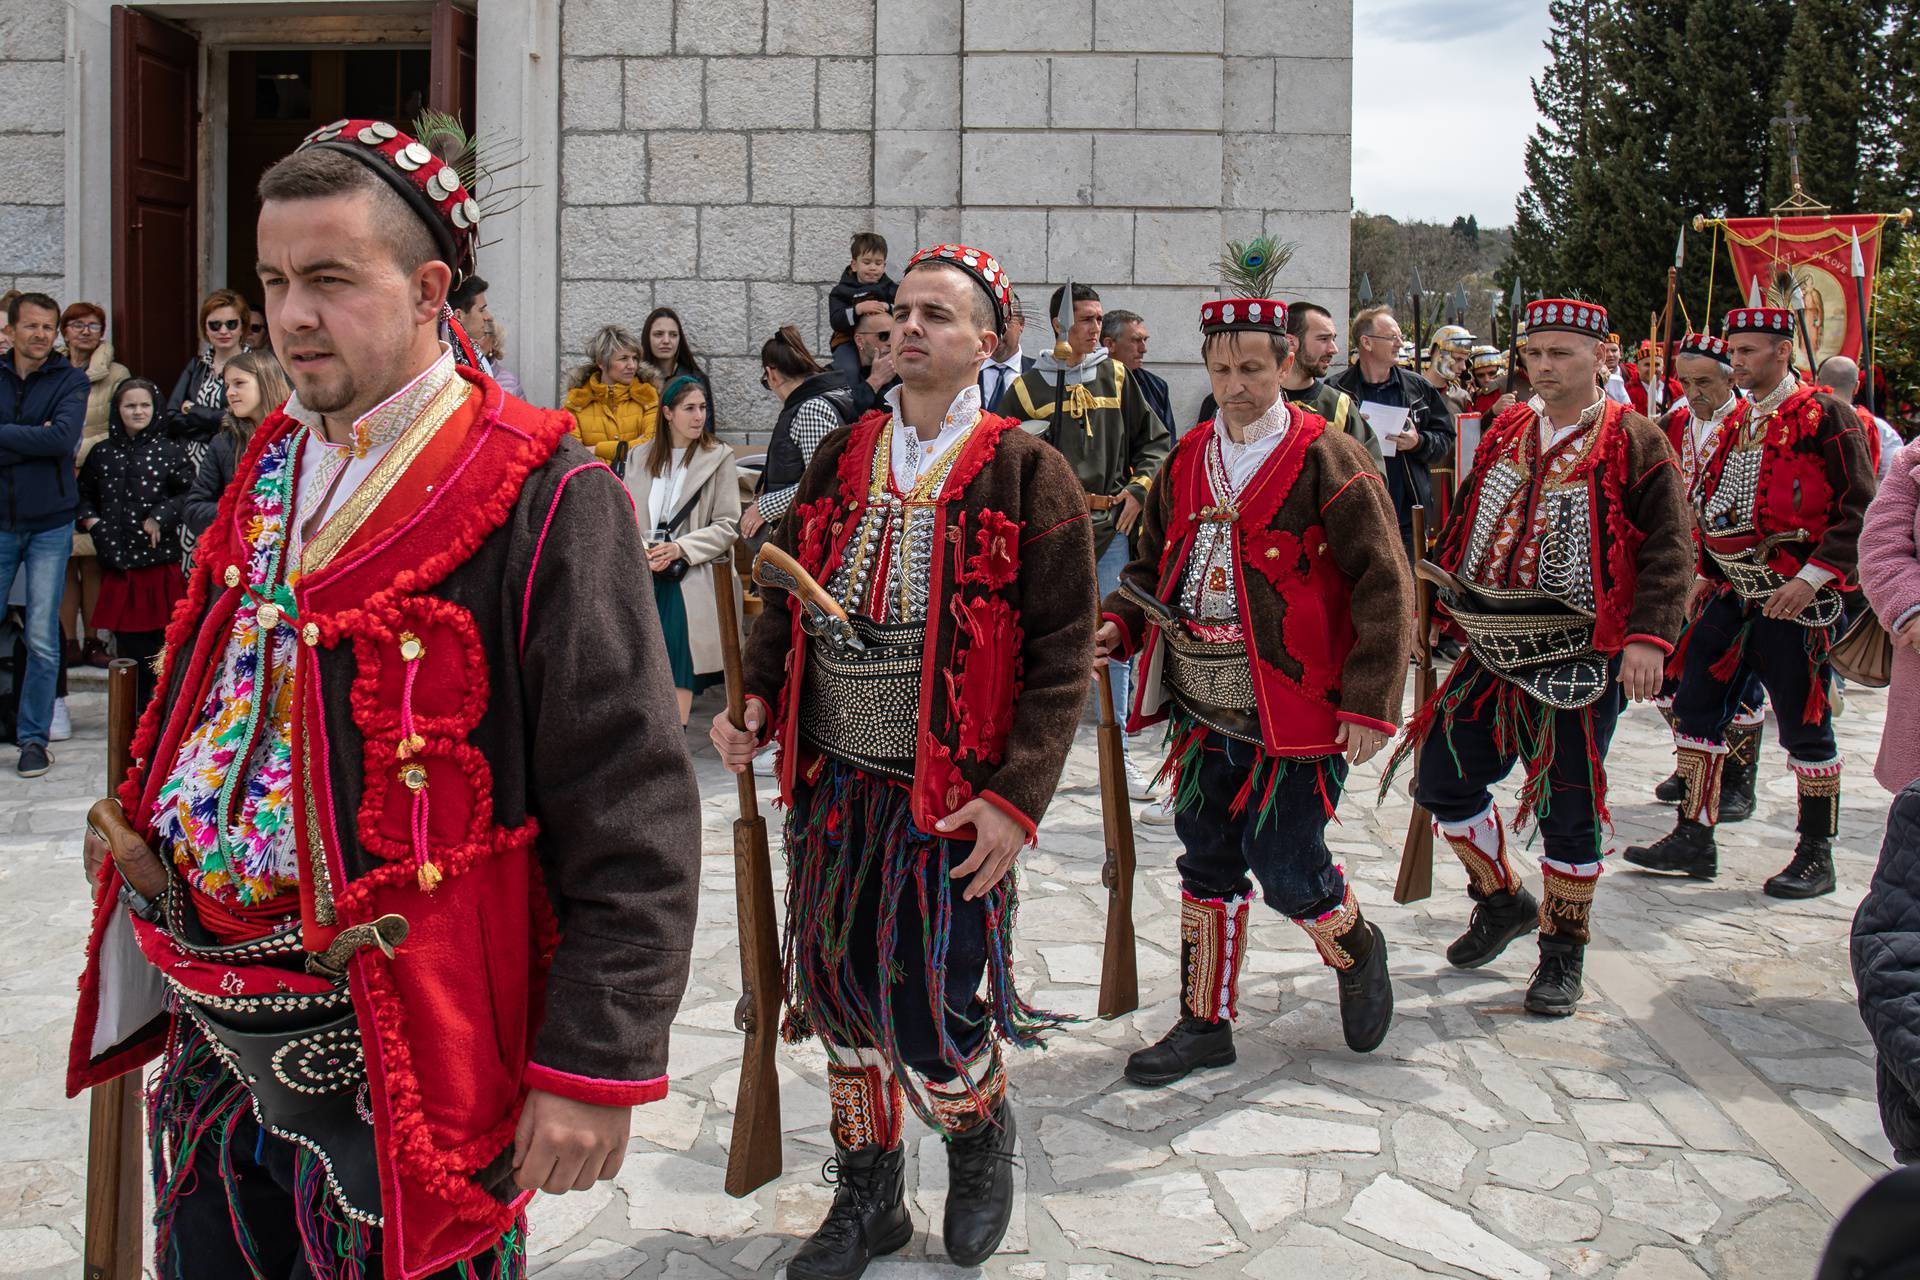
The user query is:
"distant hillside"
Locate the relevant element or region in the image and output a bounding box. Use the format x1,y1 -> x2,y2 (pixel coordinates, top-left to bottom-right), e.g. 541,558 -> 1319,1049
1351,212 -> 1515,338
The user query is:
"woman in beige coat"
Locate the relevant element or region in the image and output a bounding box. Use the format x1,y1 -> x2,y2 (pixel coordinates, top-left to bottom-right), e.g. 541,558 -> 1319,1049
60,301 -> 130,668
626,375 -> 741,724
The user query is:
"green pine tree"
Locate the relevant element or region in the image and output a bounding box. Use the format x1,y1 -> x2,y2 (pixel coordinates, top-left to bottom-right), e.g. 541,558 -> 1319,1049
1767,0 -> 1890,208
1509,0 -> 1611,297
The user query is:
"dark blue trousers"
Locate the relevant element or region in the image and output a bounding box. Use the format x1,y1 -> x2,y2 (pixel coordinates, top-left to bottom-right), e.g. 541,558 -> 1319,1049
1173,732 -> 1349,920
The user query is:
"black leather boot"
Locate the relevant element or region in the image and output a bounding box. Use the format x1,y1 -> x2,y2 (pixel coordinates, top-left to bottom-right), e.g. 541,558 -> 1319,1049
1446,885 -> 1540,969
943,1097 -> 1017,1267
1330,919 -> 1393,1053
1624,818 -> 1718,879
1125,1016 -> 1235,1087
1765,836 -> 1835,899
1718,724 -> 1761,823
788,1144 -> 913,1280
1128,893 -> 1248,1087
1524,937 -> 1585,1017
1654,770 -> 1686,803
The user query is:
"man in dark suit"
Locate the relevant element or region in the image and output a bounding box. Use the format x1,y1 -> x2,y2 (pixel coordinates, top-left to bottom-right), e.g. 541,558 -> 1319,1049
978,291 -> 1031,411
1102,308 -> 1175,441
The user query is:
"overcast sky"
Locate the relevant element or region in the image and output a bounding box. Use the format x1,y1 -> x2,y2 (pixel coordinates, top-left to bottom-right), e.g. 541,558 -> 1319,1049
1350,0 -> 1554,228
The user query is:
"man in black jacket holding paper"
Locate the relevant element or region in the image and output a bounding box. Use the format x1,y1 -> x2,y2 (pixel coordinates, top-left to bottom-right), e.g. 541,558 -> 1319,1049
1329,303 -> 1455,557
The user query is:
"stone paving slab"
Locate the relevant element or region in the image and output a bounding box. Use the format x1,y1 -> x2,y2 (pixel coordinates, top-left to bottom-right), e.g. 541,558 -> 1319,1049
1,671 -> 1898,1278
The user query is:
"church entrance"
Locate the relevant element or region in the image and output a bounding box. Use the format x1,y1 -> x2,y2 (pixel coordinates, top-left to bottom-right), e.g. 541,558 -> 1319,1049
110,3 -> 474,381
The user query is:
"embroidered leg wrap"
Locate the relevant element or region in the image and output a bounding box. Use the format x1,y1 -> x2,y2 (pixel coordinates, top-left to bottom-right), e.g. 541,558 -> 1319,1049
1790,756 -> 1842,838
827,1047 -> 906,1151
1538,862 -> 1598,947
1295,884 -> 1372,972
923,1041 -> 1007,1136
1674,739 -> 1727,826
1180,890 -> 1252,1024
1437,803 -> 1520,901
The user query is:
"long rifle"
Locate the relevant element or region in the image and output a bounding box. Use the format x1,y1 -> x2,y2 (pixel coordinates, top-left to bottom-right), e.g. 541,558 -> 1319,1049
84,659 -> 142,1280
1656,227 -> 1682,414
714,564 -> 782,1198
1093,665 -> 1138,1019
1394,506 -> 1436,904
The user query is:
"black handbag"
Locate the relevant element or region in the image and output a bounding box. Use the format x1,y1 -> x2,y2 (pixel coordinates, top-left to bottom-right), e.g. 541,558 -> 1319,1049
650,481 -> 706,584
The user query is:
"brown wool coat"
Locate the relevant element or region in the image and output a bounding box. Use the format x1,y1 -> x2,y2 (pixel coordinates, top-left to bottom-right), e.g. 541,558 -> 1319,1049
743,410 -> 1097,837
1103,416 -> 1414,755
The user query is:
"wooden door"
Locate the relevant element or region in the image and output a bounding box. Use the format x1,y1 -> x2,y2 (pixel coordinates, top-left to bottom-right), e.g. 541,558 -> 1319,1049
430,0 -> 476,126
112,7 -> 200,385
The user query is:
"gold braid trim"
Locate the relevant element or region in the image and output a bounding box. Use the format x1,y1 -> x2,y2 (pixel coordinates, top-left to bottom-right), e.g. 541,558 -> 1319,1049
827,1061 -> 903,1151
1538,867 -> 1597,944
1676,745 -> 1724,825
1296,885 -> 1362,971
1441,821 -> 1516,897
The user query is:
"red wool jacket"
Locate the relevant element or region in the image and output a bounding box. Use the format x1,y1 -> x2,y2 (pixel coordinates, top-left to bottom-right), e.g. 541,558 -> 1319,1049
67,369 -> 701,1278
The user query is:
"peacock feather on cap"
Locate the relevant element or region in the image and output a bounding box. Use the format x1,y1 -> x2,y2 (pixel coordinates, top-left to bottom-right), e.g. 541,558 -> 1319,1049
411,109 -> 533,238
1215,236 -> 1296,301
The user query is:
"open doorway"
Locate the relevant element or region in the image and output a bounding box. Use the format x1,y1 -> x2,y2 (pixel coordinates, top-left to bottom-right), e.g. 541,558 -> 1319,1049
224,49 -> 433,295
111,3 -> 475,382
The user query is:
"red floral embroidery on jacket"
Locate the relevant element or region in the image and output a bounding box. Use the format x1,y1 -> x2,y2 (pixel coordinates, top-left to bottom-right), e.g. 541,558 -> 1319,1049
965,509 -> 1022,589
944,593 -> 1023,765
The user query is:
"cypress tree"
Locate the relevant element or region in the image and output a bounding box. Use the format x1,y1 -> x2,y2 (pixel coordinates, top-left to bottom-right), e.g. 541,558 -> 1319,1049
1510,0 -> 1610,295
1767,0 -> 1889,208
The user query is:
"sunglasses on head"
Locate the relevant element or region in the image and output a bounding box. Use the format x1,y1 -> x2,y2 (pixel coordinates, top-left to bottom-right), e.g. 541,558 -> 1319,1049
208,318 -> 242,332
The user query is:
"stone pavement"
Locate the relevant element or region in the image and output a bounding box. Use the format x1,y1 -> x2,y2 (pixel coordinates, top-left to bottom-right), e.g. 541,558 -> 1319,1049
0,669 -> 1899,1278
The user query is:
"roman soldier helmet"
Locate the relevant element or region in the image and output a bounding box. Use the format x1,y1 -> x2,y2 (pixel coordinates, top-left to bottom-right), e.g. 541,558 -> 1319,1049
1522,298 -> 1610,339
1199,236 -> 1294,337
1428,324 -> 1475,355
1469,344 -> 1505,374
1676,332 -> 1732,367
290,115 -> 495,368
903,243 -> 1015,335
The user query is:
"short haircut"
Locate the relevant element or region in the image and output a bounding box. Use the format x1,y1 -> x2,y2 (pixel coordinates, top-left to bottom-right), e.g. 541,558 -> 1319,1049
1048,282 -> 1101,322
1286,301 -> 1332,340
567,324 -> 650,391
8,292 -> 58,327
850,231 -> 888,261
1351,304 -> 1394,349
854,307 -> 891,333
257,145 -> 439,275
909,259 -> 997,334
1100,309 -> 1145,341
199,288 -> 253,337
448,275 -> 490,313
1203,328 -> 1289,366
60,301 -> 107,333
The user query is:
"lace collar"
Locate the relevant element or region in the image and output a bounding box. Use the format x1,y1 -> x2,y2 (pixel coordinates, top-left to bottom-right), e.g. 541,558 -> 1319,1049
285,345 -> 458,460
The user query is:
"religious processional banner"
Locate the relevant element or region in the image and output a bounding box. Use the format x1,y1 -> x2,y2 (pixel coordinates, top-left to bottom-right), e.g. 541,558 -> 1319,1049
1720,215 -> 1883,372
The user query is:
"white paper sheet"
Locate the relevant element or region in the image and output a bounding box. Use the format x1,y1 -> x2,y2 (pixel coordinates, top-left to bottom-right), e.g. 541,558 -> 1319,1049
1359,401 -> 1410,456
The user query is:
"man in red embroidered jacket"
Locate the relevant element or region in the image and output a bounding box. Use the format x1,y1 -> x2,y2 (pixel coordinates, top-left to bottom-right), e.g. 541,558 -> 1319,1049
1649,334 -> 1767,821
1389,299 -> 1693,1017
710,243 -> 1095,1280
1626,305 -> 1877,899
67,123 -> 700,1279
1094,267 -> 1414,1086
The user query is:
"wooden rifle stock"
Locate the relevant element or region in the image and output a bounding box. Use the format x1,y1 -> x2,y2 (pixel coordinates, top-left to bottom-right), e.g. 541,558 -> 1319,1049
1394,507 -> 1437,904
714,564 -> 783,1198
1092,665 -> 1138,1019
84,660 -> 143,1280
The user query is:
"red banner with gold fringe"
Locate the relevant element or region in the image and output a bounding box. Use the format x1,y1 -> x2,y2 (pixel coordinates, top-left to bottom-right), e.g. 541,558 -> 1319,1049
1720,215 -> 1884,373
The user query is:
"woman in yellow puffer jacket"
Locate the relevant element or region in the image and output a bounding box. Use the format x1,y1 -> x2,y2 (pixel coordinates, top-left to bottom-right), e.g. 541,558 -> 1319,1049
564,324 -> 661,463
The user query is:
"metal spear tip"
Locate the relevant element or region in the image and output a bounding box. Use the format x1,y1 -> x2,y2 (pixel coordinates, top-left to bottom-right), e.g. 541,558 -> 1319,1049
1054,278 -> 1077,336
1410,264 -> 1425,295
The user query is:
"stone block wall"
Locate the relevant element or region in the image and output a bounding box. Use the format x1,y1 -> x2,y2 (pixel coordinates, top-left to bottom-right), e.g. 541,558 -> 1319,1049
0,6 -> 68,299
557,0 -> 1352,438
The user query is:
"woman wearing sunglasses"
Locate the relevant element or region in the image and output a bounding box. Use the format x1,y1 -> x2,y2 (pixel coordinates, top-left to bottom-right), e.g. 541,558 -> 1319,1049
163,288 -> 254,476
